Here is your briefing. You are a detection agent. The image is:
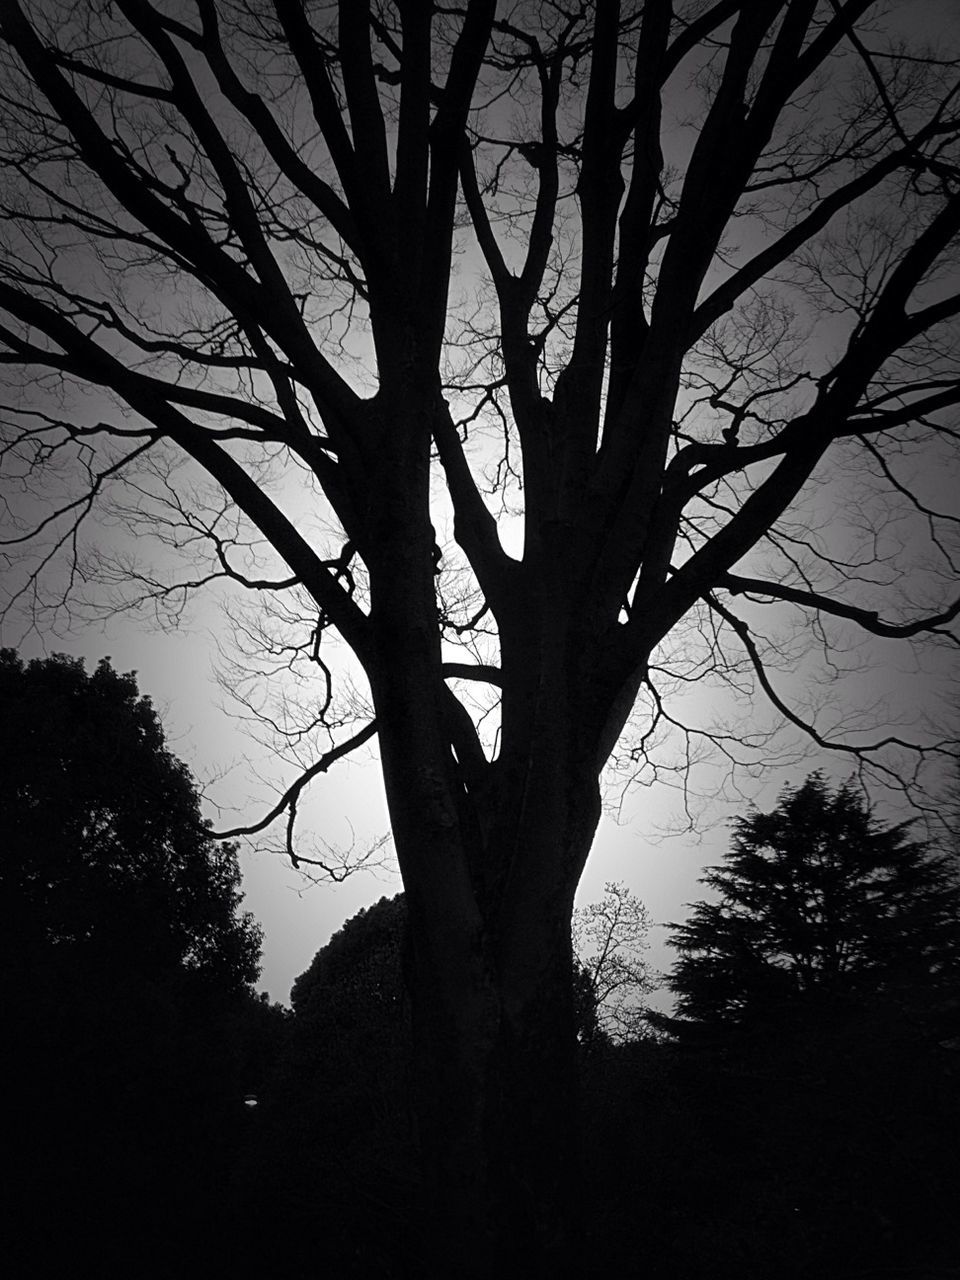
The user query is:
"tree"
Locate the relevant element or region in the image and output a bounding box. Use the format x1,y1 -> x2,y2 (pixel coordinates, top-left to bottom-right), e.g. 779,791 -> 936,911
252,895 -> 421,1277
659,771 -> 960,1276
1,648 -> 261,992
266,888 -> 642,1272
667,771 -> 960,1028
0,648 -> 264,1274
1,4 -> 959,1271
288,894 -> 412,1126
572,880 -> 656,1044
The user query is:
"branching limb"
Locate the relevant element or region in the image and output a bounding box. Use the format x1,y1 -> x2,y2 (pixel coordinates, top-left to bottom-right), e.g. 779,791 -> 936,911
720,572 -> 960,642
441,661 -> 503,687
212,718 -> 378,846
433,401 -> 518,619
706,591 -> 953,777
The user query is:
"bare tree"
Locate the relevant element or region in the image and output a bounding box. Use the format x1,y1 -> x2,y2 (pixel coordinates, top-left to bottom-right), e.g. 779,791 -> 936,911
1,2 -> 959,1272
573,880 -> 657,1042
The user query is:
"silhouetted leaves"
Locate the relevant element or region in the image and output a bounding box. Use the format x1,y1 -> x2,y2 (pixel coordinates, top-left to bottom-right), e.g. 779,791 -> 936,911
1,650 -> 268,1277
633,772 -> 960,1278
1,648 -> 261,992
668,772 -> 960,1033
233,895 -> 422,1277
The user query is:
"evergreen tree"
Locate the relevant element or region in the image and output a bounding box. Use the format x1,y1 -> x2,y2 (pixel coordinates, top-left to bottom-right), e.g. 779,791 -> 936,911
658,773 -> 960,1277
668,772 -> 960,1029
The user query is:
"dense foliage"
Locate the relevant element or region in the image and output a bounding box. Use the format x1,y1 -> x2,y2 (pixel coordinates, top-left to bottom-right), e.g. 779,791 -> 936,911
256,895 -> 422,1276
602,771 -> 960,1278
1,650 -> 272,1276
242,808 -> 960,1277
5,715 -> 958,1276
2,648 -> 261,990
668,772 -> 960,1030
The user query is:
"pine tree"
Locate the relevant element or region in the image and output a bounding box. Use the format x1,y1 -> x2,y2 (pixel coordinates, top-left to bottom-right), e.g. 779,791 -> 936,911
668,772 -> 960,1030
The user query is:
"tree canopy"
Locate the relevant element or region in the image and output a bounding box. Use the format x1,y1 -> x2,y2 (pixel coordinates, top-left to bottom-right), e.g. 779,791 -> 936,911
1,647 -> 262,992
668,770 -> 960,1028
2,3 -> 958,845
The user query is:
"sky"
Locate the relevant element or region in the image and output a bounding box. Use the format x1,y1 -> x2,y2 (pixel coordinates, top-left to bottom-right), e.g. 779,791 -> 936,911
3,0 -> 959,1007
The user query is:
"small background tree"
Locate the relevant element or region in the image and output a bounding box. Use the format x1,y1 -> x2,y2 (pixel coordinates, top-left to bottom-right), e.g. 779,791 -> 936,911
572,881 -> 657,1045
247,894 -> 422,1278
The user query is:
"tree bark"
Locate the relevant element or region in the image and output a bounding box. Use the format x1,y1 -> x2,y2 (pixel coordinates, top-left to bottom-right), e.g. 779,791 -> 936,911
377,655 -> 601,1275
403,782 -> 599,1280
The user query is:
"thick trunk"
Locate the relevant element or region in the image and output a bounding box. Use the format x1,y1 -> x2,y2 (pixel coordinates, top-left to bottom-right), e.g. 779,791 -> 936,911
405,948 -> 586,1275
408,966 -> 584,1278
374,657 -> 603,1270
364,389 -> 606,1274
400,770 -> 601,1279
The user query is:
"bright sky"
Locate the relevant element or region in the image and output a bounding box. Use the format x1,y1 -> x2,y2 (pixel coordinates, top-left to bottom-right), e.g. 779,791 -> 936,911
4,0 -> 958,1005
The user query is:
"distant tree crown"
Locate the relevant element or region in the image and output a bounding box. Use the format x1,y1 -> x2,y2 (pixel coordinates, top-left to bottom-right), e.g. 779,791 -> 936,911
668,771 -> 960,1028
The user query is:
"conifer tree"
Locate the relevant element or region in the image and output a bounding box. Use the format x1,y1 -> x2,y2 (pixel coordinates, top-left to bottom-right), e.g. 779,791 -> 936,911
669,772 -> 960,1028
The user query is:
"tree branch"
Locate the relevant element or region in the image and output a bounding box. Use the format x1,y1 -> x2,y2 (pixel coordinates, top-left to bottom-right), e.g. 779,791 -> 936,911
720,572 -> 960,641
212,719 -> 379,843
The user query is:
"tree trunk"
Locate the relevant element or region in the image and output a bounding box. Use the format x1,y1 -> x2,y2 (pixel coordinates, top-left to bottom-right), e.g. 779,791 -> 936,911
398,764 -> 601,1279
364,390 -> 606,1275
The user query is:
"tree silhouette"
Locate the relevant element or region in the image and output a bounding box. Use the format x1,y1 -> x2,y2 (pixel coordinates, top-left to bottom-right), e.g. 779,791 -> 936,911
1,649 -> 263,1275
279,895 -> 420,1274
289,894 -> 411,1128
258,888 -> 645,1272
2,5 -> 959,1269
654,771 -> 960,1277
668,771 -> 960,1029
1,648 -> 261,992
573,881 -> 656,1044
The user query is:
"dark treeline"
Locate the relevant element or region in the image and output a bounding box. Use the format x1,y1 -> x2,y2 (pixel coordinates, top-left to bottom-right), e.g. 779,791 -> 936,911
2,651 -> 283,1276
5,654 -> 959,1278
